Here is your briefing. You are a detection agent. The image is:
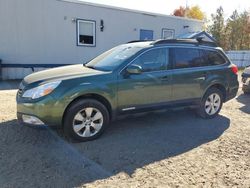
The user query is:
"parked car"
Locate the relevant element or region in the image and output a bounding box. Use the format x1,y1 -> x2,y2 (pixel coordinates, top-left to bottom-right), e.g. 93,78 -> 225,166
17,39 -> 239,142
242,66 -> 250,94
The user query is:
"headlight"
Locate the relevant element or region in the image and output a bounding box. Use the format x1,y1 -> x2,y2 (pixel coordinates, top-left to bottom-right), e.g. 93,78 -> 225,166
22,81 -> 61,99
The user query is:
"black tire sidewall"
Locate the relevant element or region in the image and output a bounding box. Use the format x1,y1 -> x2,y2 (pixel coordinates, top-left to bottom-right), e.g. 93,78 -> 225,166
63,99 -> 109,142
198,88 -> 223,119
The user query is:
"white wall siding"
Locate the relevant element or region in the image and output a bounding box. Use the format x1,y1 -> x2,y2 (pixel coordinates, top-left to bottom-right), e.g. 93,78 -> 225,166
0,0 -> 203,79
2,68 -> 33,80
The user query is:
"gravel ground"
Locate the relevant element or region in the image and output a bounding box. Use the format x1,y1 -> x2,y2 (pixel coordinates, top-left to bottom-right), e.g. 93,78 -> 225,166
0,84 -> 249,187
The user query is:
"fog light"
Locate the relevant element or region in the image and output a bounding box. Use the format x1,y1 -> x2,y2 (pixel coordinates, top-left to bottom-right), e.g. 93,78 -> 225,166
22,115 -> 45,125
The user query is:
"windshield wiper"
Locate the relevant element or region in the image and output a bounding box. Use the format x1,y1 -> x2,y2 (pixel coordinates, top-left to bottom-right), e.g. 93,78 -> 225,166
83,64 -> 110,72
83,64 -> 96,70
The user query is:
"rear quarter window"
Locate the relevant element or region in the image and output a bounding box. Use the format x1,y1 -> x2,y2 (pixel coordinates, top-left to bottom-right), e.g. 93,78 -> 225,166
202,50 -> 226,66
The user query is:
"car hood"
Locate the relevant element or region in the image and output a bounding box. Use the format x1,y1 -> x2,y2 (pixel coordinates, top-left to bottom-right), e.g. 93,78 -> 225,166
24,64 -> 107,85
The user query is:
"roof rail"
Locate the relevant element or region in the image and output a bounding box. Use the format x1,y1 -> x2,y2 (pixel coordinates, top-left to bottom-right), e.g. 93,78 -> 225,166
151,38 -> 218,47
127,40 -> 153,43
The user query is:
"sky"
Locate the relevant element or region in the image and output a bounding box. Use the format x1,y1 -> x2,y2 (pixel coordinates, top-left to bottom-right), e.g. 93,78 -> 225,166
80,0 -> 250,20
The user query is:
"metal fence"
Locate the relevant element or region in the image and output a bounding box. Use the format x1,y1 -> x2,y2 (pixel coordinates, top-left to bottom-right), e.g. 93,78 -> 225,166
226,51 -> 250,68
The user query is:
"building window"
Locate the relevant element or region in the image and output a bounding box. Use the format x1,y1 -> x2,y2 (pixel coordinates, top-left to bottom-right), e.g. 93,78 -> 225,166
162,29 -> 175,39
77,19 -> 96,46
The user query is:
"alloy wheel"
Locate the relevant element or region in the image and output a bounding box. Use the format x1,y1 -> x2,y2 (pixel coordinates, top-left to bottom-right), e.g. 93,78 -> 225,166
204,93 -> 221,115
72,107 -> 103,138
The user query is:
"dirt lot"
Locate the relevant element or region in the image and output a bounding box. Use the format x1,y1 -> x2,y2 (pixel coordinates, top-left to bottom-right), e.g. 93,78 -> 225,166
0,84 -> 249,187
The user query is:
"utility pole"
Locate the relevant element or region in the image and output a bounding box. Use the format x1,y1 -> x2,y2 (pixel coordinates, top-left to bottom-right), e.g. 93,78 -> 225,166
184,0 -> 188,17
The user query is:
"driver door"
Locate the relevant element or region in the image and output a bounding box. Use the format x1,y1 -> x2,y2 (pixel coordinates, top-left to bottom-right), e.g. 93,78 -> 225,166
117,48 -> 172,113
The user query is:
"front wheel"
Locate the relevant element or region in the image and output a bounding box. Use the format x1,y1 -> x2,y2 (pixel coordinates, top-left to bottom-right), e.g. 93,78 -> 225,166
63,99 -> 110,142
197,88 -> 223,119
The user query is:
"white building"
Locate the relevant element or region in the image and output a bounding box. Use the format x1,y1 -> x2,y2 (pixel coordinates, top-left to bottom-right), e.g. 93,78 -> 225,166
0,0 -> 203,80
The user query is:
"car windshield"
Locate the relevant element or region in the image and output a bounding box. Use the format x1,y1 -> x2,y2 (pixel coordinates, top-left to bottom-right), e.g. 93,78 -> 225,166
84,44 -> 144,71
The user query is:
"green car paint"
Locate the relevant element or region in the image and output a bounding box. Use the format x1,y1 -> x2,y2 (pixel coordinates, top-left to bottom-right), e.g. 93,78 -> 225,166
16,41 -> 239,127
17,65 -> 118,126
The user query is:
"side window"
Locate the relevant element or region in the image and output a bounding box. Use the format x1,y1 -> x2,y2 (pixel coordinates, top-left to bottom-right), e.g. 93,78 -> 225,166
132,48 -> 169,72
77,20 -> 96,46
202,50 -> 226,66
172,48 -> 204,69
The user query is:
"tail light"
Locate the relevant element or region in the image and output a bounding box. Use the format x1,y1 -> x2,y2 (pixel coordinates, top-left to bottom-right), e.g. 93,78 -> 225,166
231,64 -> 238,75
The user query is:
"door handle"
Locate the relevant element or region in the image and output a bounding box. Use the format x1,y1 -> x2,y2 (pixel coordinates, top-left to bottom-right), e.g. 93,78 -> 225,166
196,72 -> 208,81
202,71 -> 209,79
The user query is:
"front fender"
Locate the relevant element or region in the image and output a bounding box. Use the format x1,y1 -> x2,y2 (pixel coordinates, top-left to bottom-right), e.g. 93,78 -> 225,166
51,78 -> 117,119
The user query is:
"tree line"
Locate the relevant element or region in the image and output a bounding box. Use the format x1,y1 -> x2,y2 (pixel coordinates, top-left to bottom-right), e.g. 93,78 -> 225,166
173,6 -> 250,50
208,7 -> 250,50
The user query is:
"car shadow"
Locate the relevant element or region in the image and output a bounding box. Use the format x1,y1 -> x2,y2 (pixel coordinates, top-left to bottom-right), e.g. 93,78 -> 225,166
236,93 -> 250,114
0,109 -> 230,187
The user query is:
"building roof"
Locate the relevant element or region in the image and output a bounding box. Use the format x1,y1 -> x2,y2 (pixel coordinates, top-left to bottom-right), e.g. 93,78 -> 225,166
58,0 -> 203,23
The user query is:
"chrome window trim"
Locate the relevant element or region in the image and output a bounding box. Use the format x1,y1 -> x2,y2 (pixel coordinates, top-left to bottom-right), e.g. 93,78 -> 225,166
119,46 -> 170,75
119,45 -> 229,75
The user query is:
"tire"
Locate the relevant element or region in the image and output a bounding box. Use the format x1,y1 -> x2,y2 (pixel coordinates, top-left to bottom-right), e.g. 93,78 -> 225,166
63,99 -> 110,142
197,88 -> 223,119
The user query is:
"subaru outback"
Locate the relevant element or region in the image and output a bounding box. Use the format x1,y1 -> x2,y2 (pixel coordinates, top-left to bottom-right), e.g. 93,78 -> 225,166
16,39 -> 239,141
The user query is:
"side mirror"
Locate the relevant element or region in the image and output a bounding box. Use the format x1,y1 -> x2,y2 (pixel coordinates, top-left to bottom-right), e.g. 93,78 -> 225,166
126,64 -> 142,74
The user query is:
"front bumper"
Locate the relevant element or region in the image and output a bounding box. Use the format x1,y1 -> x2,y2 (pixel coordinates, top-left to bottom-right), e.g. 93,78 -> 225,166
16,95 -> 65,127
17,113 -> 47,127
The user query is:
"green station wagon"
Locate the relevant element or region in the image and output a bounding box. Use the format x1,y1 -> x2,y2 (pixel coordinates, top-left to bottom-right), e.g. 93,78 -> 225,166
17,39 -> 239,141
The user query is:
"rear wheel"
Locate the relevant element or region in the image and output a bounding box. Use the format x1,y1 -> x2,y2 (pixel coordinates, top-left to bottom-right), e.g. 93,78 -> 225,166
63,99 -> 109,142
197,88 -> 223,119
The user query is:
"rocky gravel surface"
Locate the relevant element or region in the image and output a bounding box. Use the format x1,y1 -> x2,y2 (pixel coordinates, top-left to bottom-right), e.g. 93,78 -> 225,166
0,88 -> 249,188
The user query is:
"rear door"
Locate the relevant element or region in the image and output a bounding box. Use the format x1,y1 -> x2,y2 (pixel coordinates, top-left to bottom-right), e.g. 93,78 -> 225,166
170,47 -> 208,102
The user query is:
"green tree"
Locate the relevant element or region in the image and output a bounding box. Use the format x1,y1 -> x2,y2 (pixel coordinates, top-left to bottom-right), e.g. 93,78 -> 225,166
226,10 -> 240,50
238,11 -> 250,50
208,6 -> 226,48
208,7 -> 250,50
